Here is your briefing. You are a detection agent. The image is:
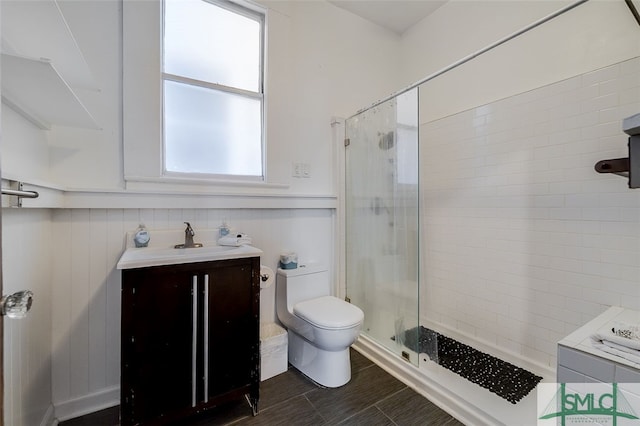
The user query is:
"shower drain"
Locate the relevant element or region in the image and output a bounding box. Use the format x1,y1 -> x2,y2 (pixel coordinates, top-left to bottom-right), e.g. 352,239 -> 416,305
392,326 -> 542,404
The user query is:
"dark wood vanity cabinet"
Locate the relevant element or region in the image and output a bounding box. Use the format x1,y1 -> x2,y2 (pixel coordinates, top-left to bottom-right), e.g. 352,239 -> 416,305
120,257 -> 260,425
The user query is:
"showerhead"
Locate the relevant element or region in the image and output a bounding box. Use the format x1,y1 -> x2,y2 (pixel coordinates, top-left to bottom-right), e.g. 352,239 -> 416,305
379,131 -> 395,150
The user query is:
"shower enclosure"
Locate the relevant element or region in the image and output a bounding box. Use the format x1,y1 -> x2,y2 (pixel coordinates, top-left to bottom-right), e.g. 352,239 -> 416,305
343,0 -> 640,421
344,88 -> 424,364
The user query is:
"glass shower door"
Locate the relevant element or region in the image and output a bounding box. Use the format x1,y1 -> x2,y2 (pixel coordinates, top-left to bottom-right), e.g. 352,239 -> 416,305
345,88 -> 421,365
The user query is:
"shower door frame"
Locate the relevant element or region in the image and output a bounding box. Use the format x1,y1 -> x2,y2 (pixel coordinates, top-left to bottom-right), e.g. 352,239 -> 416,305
340,90 -> 421,365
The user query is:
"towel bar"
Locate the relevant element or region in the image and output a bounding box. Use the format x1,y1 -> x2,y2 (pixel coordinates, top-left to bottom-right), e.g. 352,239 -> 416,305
1,188 -> 39,198
594,113 -> 640,188
1,181 -> 39,207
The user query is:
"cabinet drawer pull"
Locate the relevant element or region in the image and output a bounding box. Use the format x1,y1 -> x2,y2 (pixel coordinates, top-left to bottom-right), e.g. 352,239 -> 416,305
204,274 -> 209,400
192,275 -> 198,407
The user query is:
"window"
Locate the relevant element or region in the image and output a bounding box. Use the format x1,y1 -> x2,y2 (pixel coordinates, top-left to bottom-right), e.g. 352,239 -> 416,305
162,0 -> 264,179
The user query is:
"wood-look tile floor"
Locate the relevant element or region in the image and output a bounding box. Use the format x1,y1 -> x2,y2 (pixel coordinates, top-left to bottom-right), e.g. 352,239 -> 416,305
60,349 -> 465,425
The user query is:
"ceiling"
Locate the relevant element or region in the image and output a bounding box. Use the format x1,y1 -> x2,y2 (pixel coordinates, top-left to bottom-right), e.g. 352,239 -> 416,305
328,0 -> 447,35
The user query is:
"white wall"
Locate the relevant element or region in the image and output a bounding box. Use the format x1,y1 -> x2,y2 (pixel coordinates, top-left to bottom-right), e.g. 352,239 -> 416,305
261,0 -> 402,194
48,0 -> 124,190
400,1 -> 572,88
3,0 -> 401,195
402,0 -> 640,123
2,209 -> 54,426
1,107 -> 51,183
79,0 -> 402,195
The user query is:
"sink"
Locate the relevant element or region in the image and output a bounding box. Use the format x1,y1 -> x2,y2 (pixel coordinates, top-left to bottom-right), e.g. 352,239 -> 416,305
174,243 -> 204,249
117,243 -> 262,269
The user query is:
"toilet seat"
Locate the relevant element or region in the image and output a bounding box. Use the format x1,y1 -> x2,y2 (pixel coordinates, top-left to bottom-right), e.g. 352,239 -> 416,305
293,296 -> 364,330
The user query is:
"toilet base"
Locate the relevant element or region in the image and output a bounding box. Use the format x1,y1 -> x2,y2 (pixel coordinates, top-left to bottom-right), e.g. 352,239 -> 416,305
288,331 -> 352,388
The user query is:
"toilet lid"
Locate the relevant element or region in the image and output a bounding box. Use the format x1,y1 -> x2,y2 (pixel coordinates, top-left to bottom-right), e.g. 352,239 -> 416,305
293,296 -> 364,330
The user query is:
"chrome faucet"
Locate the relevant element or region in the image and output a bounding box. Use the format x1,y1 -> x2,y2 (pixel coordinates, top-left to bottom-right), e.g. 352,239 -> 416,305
184,222 -> 195,248
174,222 -> 203,249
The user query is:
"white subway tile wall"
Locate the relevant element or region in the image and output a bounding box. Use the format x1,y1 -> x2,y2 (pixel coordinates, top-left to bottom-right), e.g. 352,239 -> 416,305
420,57 -> 640,368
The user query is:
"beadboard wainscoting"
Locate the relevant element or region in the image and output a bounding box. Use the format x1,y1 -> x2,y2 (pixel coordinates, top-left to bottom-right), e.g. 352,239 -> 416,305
2,208 -> 55,426
47,207 -> 334,421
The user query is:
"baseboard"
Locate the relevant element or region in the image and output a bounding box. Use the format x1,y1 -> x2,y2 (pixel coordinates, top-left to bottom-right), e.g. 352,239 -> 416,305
40,404 -> 56,426
53,386 -> 119,422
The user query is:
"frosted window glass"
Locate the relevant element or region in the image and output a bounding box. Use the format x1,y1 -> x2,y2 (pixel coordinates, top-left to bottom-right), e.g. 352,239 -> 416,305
164,0 -> 260,92
164,80 -> 262,176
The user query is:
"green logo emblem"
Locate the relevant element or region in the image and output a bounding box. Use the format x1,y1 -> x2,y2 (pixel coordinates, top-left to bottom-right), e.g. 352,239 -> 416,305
539,383 -> 639,425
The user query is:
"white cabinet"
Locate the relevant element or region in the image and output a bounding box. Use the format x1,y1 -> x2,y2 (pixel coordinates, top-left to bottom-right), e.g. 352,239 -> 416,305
558,345 -> 616,383
557,364 -> 602,383
616,365 -> 640,383
557,307 -> 640,384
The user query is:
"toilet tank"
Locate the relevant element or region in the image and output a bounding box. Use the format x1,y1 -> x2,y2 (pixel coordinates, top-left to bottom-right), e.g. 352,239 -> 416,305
277,263 -> 330,308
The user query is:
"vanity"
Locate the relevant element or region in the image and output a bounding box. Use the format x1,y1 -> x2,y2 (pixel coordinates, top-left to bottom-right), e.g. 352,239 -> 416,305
557,306 -> 640,384
117,233 -> 262,425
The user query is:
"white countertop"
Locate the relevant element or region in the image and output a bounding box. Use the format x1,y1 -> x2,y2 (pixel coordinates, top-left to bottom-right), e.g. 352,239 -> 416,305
558,306 -> 640,369
116,228 -> 262,269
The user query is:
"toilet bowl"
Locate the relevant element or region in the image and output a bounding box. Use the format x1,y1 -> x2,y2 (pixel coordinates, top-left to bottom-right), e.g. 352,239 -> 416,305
276,264 -> 364,387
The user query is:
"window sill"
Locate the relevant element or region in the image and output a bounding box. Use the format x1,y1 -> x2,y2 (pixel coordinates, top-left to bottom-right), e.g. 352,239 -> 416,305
125,174 -> 289,190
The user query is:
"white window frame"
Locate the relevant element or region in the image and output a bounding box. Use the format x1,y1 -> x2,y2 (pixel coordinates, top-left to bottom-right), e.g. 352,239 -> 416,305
161,0 -> 266,182
122,0 -> 273,189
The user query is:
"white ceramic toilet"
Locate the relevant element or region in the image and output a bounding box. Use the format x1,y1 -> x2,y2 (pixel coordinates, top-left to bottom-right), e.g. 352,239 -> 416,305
276,263 -> 364,387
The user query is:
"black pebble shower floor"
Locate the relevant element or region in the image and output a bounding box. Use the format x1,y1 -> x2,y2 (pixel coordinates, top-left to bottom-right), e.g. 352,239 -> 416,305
393,326 -> 543,404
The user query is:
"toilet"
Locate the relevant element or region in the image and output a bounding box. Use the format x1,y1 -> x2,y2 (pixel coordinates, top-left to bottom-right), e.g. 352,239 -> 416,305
276,263 -> 364,387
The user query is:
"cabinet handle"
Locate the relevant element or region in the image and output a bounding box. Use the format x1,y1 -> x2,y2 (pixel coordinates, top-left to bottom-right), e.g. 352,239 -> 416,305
204,274 -> 209,401
192,275 -> 198,407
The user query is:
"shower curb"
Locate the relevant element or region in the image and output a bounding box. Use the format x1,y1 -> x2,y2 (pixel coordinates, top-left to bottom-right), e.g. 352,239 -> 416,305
353,336 -> 499,425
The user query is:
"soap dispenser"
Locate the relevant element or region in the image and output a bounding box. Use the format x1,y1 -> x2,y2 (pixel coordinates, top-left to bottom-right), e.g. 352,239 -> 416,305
219,220 -> 230,238
133,224 -> 150,248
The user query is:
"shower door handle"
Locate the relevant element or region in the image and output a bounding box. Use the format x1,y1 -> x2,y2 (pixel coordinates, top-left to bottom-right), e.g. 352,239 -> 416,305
1,290 -> 33,318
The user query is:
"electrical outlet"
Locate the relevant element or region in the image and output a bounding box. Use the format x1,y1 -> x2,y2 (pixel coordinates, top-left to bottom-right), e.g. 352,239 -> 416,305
301,163 -> 310,178
292,162 -> 301,177
292,162 -> 310,178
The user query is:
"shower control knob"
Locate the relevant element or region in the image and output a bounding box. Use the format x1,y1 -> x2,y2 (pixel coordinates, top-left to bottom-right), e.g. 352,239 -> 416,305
0,290 -> 33,318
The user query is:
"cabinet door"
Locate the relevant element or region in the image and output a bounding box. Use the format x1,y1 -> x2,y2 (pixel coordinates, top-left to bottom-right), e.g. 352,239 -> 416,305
121,267 -> 197,425
206,259 -> 259,399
